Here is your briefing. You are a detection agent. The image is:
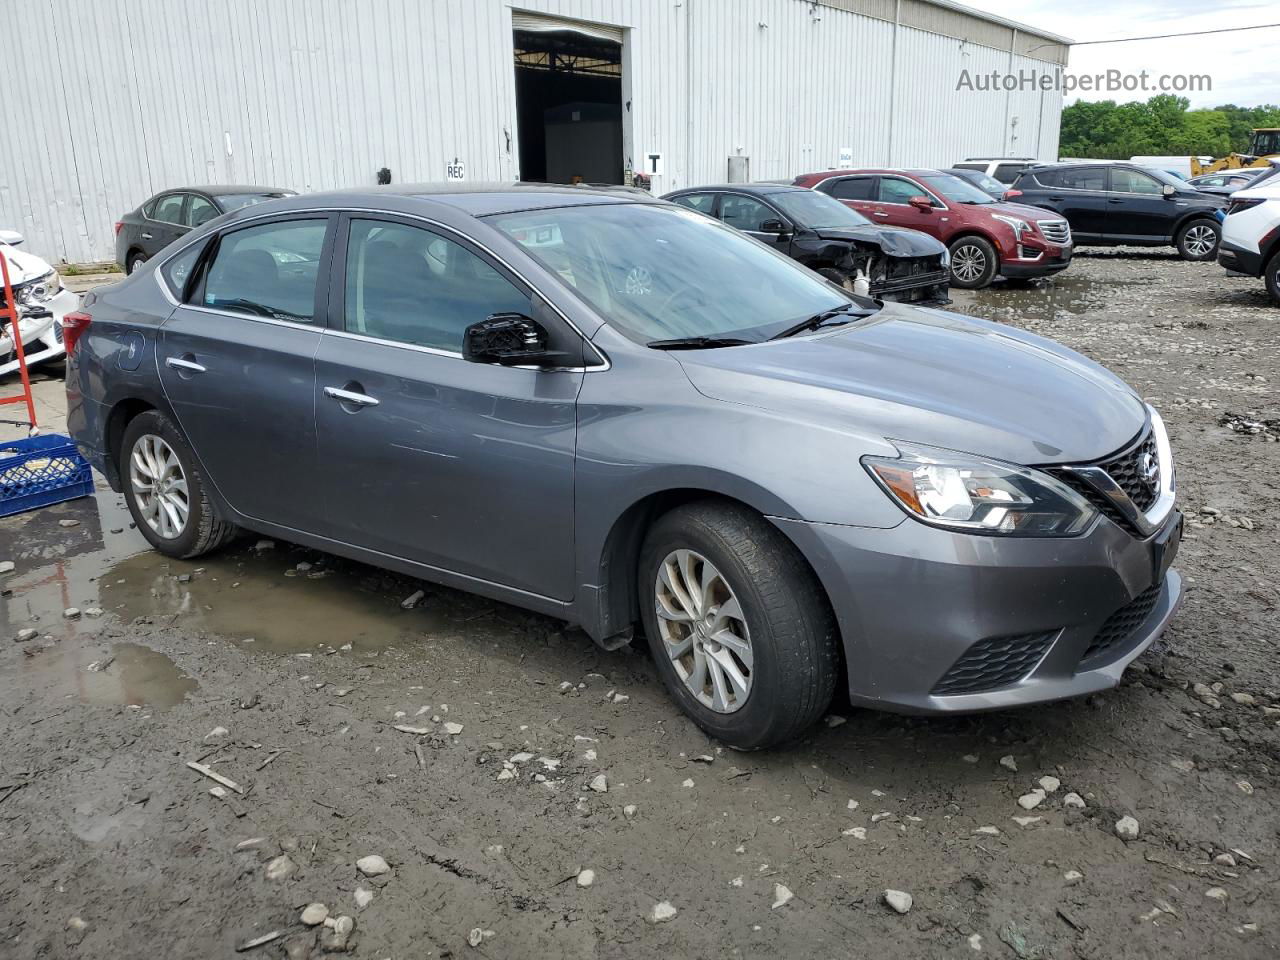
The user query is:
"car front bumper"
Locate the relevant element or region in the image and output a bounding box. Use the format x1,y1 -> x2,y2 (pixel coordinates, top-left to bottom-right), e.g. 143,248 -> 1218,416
999,249 -> 1073,279
0,287 -> 76,376
773,507 -> 1182,714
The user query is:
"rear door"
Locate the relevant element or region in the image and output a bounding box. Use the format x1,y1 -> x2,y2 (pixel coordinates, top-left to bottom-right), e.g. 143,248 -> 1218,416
822,175 -> 878,220
312,214 -> 581,600
1038,167 -> 1110,240
144,193 -> 190,256
1105,167 -> 1172,242
158,214 -> 333,529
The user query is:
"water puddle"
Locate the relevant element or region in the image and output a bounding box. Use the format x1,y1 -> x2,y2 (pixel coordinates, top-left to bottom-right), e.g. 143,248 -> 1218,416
0,640 -> 197,710
2,489 -> 494,662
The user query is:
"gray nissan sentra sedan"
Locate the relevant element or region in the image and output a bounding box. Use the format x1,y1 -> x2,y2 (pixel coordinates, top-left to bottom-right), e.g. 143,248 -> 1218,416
65,184 -> 1183,749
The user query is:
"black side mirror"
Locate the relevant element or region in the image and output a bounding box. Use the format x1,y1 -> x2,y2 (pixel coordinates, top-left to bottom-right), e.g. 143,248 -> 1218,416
463,313 -> 575,367
760,219 -> 789,234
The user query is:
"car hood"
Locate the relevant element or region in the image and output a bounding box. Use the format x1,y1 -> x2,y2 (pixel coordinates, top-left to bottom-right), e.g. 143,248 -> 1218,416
813,225 -> 944,257
0,243 -> 53,286
983,200 -> 1066,222
675,302 -> 1146,465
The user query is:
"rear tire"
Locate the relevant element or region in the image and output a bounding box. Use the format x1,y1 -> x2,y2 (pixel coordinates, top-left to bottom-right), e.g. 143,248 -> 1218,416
638,500 -> 838,750
1265,250 -> 1280,306
120,410 -> 238,559
126,252 -> 146,275
1175,218 -> 1220,261
948,236 -> 998,289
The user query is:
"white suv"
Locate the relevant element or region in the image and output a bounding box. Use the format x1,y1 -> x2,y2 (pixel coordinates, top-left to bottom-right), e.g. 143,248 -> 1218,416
1219,175 -> 1280,305
952,157 -> 1039,186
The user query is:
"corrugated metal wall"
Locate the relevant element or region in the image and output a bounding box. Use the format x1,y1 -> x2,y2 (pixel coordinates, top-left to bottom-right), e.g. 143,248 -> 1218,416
0,0 -> 1064,263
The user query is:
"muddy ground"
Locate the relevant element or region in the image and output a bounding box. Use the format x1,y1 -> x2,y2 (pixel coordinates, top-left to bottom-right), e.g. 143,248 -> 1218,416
1,251 -> 1277,959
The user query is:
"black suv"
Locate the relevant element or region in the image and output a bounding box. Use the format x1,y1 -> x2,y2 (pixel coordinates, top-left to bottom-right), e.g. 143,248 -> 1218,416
1010,163 -> 1226,261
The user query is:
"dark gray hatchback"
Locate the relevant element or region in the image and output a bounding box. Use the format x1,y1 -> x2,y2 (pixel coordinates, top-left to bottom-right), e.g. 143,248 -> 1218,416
68,184 -> 1182,749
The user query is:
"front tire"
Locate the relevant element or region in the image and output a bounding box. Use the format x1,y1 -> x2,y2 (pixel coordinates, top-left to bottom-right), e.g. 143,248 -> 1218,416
1265,250 -> 1280,305
1175,219 -> 1220,261
948,236 -> 998,289
638,501 -> 838,750
120,410 -> 238,558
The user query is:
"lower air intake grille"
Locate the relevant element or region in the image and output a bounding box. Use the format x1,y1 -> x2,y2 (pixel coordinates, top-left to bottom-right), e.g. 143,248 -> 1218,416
1079,582 -> 1163,665
932,631 -> 1057,696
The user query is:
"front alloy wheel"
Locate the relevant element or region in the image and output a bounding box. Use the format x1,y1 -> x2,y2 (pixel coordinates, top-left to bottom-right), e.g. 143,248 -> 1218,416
948,236 -> 998,288
1177,220 -> 1219,261
656,549 -> 753,713
130,434 -> 189,539
638,501 -> 838,749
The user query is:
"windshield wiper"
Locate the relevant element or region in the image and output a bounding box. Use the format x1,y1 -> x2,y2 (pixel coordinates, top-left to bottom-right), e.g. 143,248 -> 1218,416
768,303 -> 869,341
647,336 -> 756,350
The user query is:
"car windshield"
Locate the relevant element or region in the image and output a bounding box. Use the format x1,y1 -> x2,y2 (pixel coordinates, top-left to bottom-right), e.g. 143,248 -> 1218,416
966,172 -> 1006,195
216,192 -> 294,212
919,173 -> 995,204
488,203 -> 854,345
770,190 -> 872,228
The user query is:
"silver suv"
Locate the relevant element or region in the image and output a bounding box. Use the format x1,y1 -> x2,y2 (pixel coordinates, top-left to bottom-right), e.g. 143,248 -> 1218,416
66,185 -> 1183,748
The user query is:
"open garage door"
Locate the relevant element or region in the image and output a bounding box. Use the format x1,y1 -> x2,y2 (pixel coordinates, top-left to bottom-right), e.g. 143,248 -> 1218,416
513,14 -> 623,185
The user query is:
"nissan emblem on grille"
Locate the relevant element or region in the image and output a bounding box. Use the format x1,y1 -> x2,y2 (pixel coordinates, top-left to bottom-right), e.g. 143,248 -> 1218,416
1140,449 -> 1159,496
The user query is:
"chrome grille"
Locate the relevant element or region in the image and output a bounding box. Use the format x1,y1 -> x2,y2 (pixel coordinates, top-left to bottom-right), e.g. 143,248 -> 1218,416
1037,220 -> 1071,244
1046,427 -> 1161,536
932,631 -> 1057,695
1102,433 -> 1160,512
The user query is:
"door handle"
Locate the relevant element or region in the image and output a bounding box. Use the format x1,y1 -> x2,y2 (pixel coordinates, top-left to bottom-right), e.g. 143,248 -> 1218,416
873,211 -> 889,217
1048,196 -> 1065,202
324,386 -> 379,407
165,356 -> 206,374
141,232 -> 153,240
1107,198 -> 1125,204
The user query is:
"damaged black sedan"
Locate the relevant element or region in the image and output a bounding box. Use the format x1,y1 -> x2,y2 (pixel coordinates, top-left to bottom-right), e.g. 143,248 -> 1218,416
663,183 -> 950,304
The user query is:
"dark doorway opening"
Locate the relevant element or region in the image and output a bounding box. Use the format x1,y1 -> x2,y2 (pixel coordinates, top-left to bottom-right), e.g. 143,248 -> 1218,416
513,28 -> 623,184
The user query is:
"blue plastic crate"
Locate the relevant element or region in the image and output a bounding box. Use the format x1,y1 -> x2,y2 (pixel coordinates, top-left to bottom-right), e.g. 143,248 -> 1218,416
0,433 -> 94,517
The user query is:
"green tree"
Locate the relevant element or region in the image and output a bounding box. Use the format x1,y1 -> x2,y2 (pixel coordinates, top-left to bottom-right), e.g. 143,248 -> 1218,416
1058,96 -> 1280,159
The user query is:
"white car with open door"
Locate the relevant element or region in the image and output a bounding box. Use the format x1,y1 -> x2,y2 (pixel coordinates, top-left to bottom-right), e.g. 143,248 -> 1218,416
0,230 -> 79,378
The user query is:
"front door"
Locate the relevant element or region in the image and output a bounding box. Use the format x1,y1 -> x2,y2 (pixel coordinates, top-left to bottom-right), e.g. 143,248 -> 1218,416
158,215 -> 332,529
718,193 -> 792,254
313,215 -> 581,600
866,176 -> 943,239
1048,167 -> 1111,240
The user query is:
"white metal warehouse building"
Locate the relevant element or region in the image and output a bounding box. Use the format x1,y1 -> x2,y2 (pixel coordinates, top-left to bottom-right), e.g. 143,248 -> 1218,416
2,0 -> 1069,264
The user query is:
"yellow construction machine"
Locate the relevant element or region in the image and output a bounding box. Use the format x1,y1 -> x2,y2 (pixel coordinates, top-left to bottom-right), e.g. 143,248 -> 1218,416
1191,128 -> 1280,175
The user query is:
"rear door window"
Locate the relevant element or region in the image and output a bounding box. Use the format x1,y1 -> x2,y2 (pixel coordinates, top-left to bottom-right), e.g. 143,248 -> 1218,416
993,163 -> 1028,184
202,219 -> 328,323
343,218 -> 530,353
829,177 -> 875,201
1060,168 -> 1108,191
152,194 -> 186,224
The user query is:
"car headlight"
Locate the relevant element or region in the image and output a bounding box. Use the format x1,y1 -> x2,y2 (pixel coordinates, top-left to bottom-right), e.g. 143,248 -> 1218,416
16,269 -> 61,305
991,214 -> 1031,238
863,442 -> 1098,536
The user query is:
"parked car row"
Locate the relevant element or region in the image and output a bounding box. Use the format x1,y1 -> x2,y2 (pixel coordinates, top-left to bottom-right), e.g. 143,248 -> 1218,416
67,183 -> 1184,748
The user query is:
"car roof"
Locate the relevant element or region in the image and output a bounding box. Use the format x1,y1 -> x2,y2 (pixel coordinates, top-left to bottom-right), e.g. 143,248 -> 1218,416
961,157 -> 1037,162
155,185 -> 295,197
666,183 -> 807,196
220,182 -> 663,218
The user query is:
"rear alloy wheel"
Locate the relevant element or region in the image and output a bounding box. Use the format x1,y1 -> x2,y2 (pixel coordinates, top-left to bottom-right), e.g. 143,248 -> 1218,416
121,410 -> 238,558
1176,219 -> 1220,261
1265,250 -> 1280,305
127,252 -> 146,275
948,236 -> 998,289
639,501 -> 838,750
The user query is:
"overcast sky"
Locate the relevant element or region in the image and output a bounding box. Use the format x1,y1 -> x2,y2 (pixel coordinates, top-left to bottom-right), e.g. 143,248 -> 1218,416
958,0 -> 1280,108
